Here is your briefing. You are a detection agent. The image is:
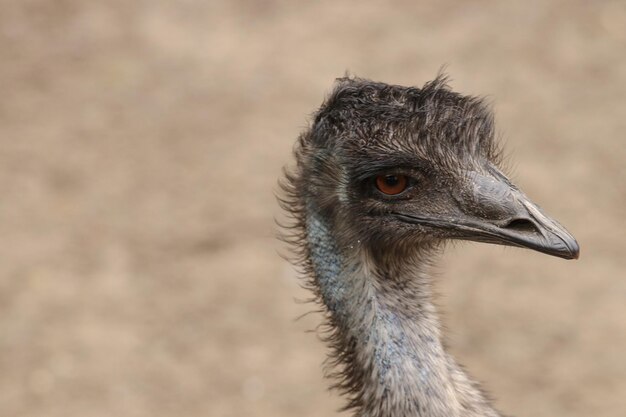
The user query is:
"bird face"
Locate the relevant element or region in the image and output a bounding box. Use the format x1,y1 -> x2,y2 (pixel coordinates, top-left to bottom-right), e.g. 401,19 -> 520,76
303,76 -> 579,260
340,150 -> 579,260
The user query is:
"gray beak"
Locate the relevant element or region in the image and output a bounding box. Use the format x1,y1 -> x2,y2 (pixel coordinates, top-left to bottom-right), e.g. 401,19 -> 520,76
394,170 -> 580,260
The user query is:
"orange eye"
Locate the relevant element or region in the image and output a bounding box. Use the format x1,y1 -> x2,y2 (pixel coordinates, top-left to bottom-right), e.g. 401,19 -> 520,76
375,174 -> 408,195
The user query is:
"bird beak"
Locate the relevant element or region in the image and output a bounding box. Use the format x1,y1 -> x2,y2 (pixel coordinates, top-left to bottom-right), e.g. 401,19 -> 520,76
394,170 -> 580,260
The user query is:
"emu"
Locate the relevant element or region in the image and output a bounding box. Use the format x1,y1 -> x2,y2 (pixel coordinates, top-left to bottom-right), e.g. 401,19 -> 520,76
279,75 -> 579,417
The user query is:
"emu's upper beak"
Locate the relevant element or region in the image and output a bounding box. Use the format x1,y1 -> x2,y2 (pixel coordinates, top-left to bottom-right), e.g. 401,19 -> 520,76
395,170 -> 580,260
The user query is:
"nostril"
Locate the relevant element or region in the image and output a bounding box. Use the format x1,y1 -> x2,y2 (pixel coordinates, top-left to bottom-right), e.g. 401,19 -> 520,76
503,218 -> 538,234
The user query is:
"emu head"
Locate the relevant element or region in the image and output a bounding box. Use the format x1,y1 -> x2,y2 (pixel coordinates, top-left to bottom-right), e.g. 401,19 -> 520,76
297,76 -> 579,261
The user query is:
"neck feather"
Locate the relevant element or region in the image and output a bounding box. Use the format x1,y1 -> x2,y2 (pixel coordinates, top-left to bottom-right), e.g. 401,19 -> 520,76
304,208 -> 500,417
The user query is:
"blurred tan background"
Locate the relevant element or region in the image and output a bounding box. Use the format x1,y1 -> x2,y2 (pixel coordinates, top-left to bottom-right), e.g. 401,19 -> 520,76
0,1 -> 625,416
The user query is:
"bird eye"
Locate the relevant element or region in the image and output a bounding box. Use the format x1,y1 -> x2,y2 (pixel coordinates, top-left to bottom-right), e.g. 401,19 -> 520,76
375,174 -> 408,195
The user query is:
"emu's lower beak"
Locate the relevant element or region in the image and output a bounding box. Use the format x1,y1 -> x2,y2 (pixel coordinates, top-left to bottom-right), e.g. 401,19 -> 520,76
395,171 -> 580,260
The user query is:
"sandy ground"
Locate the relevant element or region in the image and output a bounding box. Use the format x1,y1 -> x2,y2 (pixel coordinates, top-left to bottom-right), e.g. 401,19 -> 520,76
0,1 -> 624,416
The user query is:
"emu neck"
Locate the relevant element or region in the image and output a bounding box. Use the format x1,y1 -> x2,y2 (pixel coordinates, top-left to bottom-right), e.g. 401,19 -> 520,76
306,210 -> 462,417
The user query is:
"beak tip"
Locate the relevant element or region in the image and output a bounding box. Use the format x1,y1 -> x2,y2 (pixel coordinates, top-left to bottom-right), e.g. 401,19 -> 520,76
557,235 -> 580,260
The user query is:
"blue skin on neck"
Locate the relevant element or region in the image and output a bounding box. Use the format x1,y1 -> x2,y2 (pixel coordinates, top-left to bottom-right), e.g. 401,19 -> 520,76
305,208 -> 430,388
305,210 -> 347,317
